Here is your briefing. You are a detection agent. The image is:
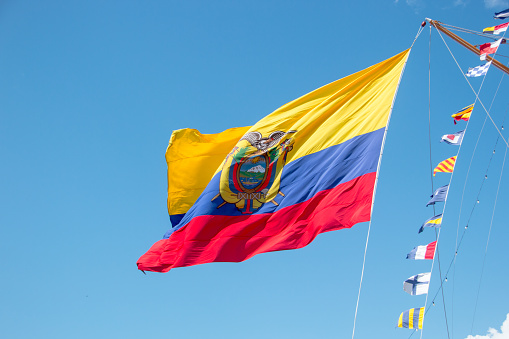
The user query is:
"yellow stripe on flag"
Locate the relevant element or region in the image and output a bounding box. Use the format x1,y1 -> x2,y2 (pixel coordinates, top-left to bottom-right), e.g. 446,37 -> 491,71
408,308 -> 414,328
236,49 -> 410,166
483,26 -> 495,33
164,49 -> 410,218
427,217 -> 442,225
451,104 -> 474,121
434,156 -> 457,176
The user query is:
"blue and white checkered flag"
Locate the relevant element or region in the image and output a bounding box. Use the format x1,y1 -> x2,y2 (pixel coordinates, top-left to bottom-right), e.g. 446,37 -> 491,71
466,61 -> 492,77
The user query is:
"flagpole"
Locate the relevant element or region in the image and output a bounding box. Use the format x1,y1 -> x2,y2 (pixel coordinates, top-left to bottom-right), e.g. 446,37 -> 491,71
351,28 -> 420,338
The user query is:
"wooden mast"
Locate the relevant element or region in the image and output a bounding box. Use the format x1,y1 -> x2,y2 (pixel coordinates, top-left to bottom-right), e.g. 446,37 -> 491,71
426,18 -> 509,76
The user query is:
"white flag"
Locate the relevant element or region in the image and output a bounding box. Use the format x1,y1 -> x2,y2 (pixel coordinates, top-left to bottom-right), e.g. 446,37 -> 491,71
403,273 -> 431,296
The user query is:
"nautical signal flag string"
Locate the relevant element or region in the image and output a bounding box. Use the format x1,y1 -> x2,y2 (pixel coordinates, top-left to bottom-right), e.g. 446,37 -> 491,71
397,100 -> 474,330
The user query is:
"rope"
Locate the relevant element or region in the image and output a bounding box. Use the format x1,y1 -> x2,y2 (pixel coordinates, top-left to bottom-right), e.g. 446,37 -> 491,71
469,101 -> 509,333
351,22 -> 422,339
470,146 -> 507,334
440,23 -> 502,41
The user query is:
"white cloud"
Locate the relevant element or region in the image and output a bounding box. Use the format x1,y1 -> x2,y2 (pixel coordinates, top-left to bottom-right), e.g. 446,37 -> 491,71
484,0 -> 509,9
403,0 -> 425,12
454,0 -> 467,7
466,313 -> 509,339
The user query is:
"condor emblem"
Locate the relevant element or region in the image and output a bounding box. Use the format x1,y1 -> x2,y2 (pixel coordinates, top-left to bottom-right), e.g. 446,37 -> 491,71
212,130 -> 296,214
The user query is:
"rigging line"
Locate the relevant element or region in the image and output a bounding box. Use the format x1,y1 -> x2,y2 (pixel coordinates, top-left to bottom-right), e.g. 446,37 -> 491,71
470,145 -> 508,334
450,53 -> 508,339
421,24 -> 497,339
453,47 -> 508,255
406,28 -> 432,339
427,26 -> 438,219
426,25 -> 451,339
434,27 -> 509,148
351,25 -> 418,339
434,234 -> 450,339
469,102 -> 509,333
442,25 -> 501,41
439,22 -> 507,41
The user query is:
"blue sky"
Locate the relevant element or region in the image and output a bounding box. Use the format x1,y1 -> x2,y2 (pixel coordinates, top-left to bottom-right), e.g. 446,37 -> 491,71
1,1 -> 508,338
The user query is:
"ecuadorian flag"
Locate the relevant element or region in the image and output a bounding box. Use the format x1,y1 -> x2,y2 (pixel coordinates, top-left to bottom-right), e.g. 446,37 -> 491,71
137,49 -> 410,272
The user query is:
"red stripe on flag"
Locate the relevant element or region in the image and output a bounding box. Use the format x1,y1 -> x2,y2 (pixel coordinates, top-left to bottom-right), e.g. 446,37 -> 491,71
444,159 -> 455,167
137,172 -> 376,272
425,241 -> 437,259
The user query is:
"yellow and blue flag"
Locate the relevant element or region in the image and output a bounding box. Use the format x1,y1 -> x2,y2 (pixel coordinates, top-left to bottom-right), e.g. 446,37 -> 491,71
397,307 -> 425,329
419,214 -> 443,233
138,49 -> 410,272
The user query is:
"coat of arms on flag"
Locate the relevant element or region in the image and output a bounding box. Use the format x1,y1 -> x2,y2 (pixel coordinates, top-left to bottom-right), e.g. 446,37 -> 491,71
213,130 -> 296,213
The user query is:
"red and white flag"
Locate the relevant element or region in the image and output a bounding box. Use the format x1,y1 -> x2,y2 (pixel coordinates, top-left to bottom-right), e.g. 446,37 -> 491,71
480,39 -> 503,60
406,241 -> 436,260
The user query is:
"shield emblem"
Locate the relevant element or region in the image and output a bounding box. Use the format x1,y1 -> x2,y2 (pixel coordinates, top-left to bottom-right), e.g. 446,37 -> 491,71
236,154 -> 269,192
